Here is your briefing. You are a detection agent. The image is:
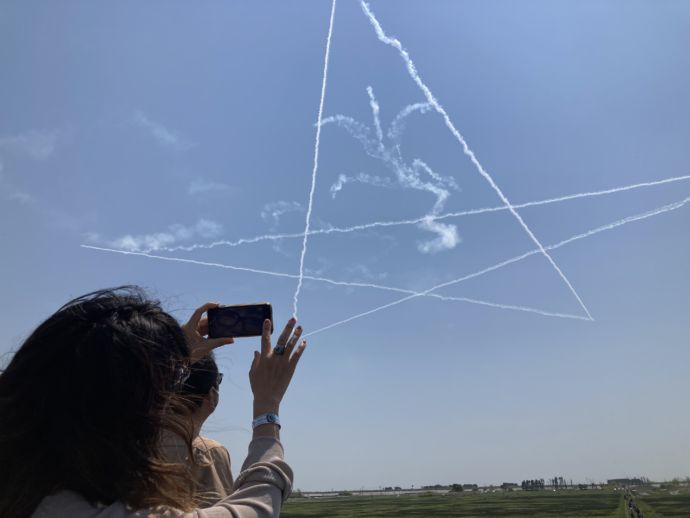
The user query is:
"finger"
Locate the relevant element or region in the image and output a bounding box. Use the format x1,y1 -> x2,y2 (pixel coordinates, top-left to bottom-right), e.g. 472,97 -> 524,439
284,326 -> 303,357
250,350 -> 260,372
206,336 -> 234,350
289,340 -> 307,370
260,319 -> 272,357
276,317 -> 296,346
187,302 -> 219,330
198,317 -> 209,336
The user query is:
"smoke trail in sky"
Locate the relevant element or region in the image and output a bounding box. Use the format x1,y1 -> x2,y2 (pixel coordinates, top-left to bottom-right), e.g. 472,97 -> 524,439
81,245 -> 585,321
131,174 -> 690,254
330,172 -> 394,198
321,86 -> 460,253
81,245 -> 300,280
388,103 -> 432,142
360,1 -> 593,321
293,0 -> 337,319
84,196 -> 689,326
303,196 -> 690,337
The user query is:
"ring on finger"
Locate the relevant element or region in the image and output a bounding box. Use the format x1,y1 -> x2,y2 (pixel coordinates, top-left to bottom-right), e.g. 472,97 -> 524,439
273,345 -> 286,355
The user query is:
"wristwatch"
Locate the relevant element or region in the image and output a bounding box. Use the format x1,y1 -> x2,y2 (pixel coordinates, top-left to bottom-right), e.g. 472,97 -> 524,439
252,413 -> 281,429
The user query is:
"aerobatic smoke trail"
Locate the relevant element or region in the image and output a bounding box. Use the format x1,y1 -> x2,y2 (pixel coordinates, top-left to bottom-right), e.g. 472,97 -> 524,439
81,245 -> 585,321
80,245 -> 300,280
145,174 -> 690,253
303,196 -> 690,337
293,0 -> 337,319
321,87 -> 460,253
84,196 -> 689,326
360,1 -> 593,321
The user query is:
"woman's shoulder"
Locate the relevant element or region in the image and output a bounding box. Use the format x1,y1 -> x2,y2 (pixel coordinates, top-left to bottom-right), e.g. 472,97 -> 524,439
193,436 -> 227,453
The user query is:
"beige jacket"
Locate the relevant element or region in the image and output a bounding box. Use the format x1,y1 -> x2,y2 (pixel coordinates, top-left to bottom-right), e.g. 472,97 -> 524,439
190,436 -> 234,507
159,432 -> 236,507
31,437 -> 292,518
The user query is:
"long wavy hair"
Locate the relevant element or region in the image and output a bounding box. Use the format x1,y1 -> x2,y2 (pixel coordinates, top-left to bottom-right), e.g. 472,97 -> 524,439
0,286 -> 198,517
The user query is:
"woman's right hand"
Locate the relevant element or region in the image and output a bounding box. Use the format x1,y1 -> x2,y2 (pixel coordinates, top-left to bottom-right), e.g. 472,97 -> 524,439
249,318 -> 306,420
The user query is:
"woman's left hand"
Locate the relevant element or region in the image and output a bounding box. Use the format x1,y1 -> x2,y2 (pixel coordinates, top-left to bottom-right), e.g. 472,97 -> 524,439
182,302 -> 234,363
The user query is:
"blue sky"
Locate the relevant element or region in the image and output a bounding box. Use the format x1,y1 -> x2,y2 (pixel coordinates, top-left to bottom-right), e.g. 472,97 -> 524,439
1,0 -> 689,491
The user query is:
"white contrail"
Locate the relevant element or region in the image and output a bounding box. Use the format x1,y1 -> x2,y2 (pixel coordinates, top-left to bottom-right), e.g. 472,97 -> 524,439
360,1 -> 593,321
80,245 -> 585,320
303,196 -> 690,337
293,0 -> 336,319
83,196 -> 689,326
145,173 -> 690,253
80,245 -> 299,280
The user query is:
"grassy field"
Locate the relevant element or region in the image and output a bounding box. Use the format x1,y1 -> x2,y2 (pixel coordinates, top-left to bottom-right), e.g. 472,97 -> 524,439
282,491 -> 627,517
636,492 -> 690,517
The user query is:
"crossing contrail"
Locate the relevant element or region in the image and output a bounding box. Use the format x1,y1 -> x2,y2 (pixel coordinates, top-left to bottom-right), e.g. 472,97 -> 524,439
80,245 -> 584,320
360,0 -> 593,320
140,173 -> 690,253
303,196 -> 690,337
83,196 -> 689,327
293,0 -> 336,319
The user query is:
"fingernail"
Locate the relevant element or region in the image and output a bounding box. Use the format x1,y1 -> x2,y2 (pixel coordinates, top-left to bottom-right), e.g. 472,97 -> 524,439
296,326 -> 302,331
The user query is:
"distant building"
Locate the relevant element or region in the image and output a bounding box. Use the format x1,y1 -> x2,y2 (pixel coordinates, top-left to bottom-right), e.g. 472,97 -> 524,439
462,484 -> 478,491
607,478 -> 644,486
501,483 -> 519,490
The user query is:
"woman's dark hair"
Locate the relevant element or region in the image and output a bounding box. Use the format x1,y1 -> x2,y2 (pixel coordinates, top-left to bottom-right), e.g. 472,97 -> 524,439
181,353 -> 220,408
0,286 -> 197,517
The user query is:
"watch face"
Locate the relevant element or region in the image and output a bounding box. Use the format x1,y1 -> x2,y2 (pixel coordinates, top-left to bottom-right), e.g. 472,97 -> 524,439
267,414 -> 277,423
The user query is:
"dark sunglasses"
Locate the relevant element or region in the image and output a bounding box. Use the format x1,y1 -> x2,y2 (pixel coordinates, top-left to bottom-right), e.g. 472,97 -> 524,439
216,372 -> 224,387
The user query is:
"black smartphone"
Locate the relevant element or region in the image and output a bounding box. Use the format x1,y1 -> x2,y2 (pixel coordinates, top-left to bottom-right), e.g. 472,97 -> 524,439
207,303 -> 273,338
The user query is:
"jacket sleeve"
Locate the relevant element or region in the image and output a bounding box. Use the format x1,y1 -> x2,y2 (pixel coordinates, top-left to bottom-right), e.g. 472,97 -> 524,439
191,437 -> 293,518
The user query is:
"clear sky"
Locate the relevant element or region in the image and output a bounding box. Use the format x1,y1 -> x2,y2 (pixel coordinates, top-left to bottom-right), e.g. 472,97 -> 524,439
1,0 -> 689,491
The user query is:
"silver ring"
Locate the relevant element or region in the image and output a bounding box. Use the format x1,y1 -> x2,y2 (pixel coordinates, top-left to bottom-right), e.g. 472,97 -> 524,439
273,345 -> 286,355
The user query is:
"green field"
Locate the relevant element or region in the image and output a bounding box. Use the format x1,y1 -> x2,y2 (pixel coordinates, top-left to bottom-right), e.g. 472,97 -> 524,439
637,492 -> 690,517
282,491 -> 628,517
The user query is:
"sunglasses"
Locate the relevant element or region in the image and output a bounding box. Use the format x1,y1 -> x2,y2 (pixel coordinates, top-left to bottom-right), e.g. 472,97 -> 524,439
215,372 -> 224,387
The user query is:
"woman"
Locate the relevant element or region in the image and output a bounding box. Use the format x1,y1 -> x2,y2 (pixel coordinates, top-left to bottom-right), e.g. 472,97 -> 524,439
0,286 -> 306,517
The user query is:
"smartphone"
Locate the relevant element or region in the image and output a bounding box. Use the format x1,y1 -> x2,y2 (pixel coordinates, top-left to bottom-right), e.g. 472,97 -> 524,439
207,303 -> 273,338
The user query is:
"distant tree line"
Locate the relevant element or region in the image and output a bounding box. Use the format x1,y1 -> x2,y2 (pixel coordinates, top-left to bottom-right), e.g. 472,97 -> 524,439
521,479 -> 545,491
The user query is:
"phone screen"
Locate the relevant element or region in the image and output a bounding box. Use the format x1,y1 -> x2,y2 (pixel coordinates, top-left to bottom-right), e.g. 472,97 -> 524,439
207,303 -> 273,338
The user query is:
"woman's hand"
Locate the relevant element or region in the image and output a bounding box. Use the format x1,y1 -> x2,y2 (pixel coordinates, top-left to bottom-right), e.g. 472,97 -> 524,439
250,318 -> 307,418
182,302 -> 234,363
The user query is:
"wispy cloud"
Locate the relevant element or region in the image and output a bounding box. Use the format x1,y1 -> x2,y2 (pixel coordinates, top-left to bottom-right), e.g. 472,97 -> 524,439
0,163 -> 36,205
320,86 -> 460,254
261,201 -> 304,230
260,201 -> 306,257
346,262 -> 388,281
188,178 -> 231,196
0,129 -> 63,204
0,129 -> 60,159
6,190 -> 36,204
133,110 -> 192,150
90,218 -> 223,252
